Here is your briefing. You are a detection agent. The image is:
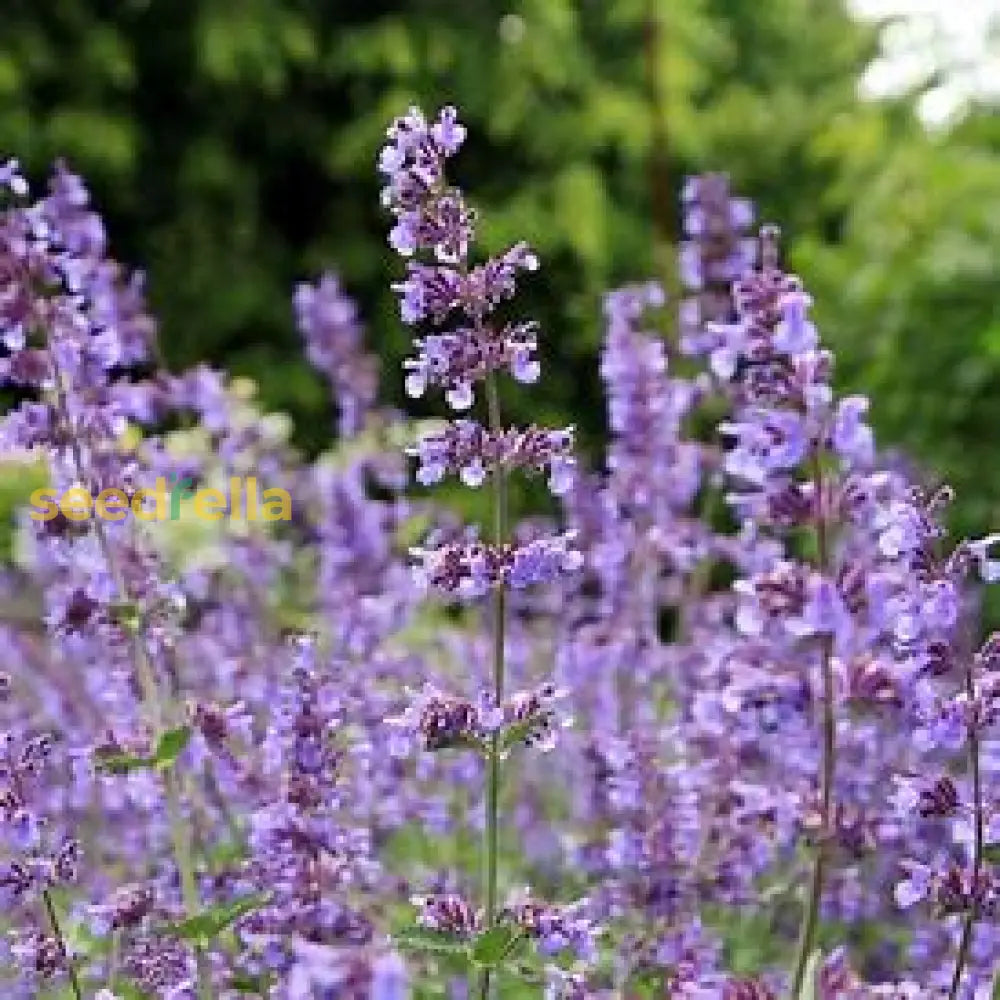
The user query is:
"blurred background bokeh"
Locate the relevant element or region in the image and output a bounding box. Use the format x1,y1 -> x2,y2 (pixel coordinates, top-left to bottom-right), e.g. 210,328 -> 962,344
2,0 -> 999,531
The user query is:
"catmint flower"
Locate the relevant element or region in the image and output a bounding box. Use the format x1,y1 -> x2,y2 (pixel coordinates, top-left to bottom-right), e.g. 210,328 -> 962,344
390,687 -> 483,753
393,245 -> 539,326
87,883 -> 156,934
722,979 -> 777,999
9,930 -> 69,981
379,106 -> 471,262
412,893 -> 480,938
410,421 -> 575,493
412,533 -> 583,598
0,158 -> 28,197
500,682 -> 570,752
121,936 -> 197,997
832,396 -> 875,467
896,862 -> 1000,917
389,682 -> 570,757
968,534 -> 1000,583
890,775 -> 961,819
502,893 -> 598,962
403,321 -> 541,410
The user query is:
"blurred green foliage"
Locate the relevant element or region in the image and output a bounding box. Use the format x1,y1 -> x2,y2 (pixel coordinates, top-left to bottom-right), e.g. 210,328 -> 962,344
1,0 -> 999,533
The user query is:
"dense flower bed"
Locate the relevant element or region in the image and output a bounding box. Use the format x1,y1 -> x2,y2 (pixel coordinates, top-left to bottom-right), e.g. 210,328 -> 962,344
0,108 -> 997,999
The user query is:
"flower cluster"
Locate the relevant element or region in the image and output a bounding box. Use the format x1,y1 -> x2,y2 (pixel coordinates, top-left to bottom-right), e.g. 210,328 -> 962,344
389,681 -> 568,755
501,894 -> 597,961
412,532 -> 583,598
1,110 -> 1000,1000
0,708 -> 82,994
412,893 -> 481,938
410,421 -> 575,494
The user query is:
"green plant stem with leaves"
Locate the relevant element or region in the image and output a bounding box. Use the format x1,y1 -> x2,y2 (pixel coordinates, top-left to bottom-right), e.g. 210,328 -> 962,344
479,373 -> 508,1000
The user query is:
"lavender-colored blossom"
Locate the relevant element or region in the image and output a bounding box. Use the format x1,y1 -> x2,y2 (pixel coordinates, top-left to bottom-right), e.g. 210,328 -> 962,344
410,421 -> 575,493
294,272 -> 378,437
412,532 -> 583,599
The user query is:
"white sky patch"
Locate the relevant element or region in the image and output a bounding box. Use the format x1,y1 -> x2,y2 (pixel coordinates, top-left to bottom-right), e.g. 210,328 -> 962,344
849,0 -> 1000,124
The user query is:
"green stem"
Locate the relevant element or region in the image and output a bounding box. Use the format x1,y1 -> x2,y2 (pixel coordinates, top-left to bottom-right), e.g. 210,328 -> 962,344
42,888 -> 83,1000
109,927 -> 122,993
480,374 -> 507,1000
790,455 -> 836,998
948,660 -> 983,1000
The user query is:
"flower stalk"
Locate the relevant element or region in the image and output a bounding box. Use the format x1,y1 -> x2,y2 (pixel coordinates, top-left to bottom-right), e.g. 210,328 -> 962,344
481,373 -> 507,999
790,456 -> 837,998
41,888 -> 83,1000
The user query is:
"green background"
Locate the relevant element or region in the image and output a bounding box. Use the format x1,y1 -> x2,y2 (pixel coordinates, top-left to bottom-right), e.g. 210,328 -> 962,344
2,0 -> 999,535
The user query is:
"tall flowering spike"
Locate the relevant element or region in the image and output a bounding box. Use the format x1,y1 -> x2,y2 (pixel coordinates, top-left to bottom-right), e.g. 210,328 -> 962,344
379,104 -> 579,599
678,173 -> 756,364
600,280 -> 705,517
294,272 -> 378,437
236,636 -> 380,991
380,104 -> 588,995
0,164 -> 225,998
711,224 -> 887,993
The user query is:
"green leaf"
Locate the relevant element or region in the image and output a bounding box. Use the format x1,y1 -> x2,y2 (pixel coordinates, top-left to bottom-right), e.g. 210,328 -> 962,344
93,748 -> 154,775
167,892 -> 270,943
471,924 -> 521,967
152,726 -> 192,770
230,971 -> 273,994
95,726 -> 192,776
982,843 -> 1000,865
109,600 -> 142,633
392,926 -> 471,959
112,982 -> 155,1000
500,717 -> 549,754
